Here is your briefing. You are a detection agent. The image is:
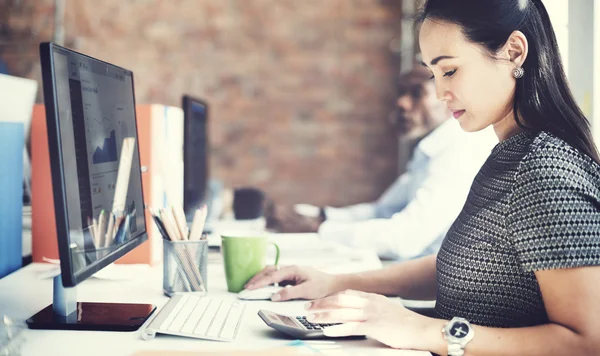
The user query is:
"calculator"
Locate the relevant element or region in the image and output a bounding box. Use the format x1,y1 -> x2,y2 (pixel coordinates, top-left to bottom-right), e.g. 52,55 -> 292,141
258,310 -> 358,340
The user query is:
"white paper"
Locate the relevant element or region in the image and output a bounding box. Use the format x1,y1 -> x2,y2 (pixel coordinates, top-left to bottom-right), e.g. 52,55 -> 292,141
0,73 -> 37,125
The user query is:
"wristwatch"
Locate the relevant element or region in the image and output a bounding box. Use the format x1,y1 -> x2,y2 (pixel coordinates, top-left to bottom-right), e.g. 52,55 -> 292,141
442,317 -> 474,356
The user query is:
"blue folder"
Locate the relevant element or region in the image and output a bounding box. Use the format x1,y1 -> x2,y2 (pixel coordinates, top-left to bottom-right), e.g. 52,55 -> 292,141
0,122 -> 24,278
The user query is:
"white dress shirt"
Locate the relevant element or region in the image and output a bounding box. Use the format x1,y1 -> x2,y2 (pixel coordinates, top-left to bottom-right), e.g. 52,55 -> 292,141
318,119 -> 498,260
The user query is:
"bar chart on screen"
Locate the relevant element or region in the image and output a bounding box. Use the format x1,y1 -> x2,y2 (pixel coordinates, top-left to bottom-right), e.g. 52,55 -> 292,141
92,130 -> 118,164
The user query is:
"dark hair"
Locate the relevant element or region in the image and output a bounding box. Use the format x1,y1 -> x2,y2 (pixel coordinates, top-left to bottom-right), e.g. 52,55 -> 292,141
416,0 -> 600,164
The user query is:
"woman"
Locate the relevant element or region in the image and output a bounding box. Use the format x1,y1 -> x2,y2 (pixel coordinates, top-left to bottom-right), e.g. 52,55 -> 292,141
246,0 -> 600,354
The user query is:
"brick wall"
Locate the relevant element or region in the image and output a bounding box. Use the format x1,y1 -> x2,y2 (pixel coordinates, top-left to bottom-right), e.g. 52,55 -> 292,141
0,0 -> 403,207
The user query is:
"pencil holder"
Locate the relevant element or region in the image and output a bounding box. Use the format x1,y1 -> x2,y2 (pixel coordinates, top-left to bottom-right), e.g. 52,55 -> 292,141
163,238 -> 208,297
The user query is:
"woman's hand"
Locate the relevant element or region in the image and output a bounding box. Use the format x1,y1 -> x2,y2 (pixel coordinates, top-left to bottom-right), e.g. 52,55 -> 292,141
244,265 -> 339,301
306,290 -> 442,350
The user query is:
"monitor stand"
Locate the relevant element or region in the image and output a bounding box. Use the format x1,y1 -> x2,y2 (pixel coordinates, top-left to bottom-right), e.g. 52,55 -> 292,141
26,275 -> 156,331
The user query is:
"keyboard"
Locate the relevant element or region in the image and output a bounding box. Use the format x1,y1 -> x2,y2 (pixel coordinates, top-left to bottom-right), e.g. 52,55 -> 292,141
142,294 -> 246,341
294,316 -> 341,330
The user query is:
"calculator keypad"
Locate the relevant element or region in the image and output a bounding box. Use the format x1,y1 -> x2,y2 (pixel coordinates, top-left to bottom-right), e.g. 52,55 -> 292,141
296,316 -> 341,330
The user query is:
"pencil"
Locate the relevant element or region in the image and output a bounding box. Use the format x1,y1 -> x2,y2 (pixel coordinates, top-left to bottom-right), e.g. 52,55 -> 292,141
92,217 -> 99,247
183,239 -> 207,293
160,209 -> 205,291
104,213 -> 115,248
97,210 -> 106,248
149,209 -> 170,240
160,208 -> 206,292
88,217 -> 97,248
112,138 -> 135,214
187,205 -> 208,290
189,205 -> 207,241
149,207 -> 202,292
162,208 -> 184,240
172,205 -> 189,240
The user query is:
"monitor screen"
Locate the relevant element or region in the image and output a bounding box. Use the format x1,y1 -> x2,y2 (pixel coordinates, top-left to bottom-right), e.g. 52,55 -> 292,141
40,43 -> 147,287
183,95 -> 209,221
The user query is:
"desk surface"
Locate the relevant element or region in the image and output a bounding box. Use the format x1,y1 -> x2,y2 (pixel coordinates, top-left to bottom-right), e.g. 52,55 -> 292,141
0,234 -> 430,356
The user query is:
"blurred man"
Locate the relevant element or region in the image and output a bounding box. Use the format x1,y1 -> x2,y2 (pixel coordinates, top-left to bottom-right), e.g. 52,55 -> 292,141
268,66 -> 497,260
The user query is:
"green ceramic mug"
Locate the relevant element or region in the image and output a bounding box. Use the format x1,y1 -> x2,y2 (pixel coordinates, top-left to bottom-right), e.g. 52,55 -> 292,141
221,234 -> 280,293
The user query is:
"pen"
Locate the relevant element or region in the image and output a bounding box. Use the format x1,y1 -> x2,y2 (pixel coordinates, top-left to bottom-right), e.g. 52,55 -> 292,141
112,214 -> 124,243
114,214 -> 130,245
150,209 -> 170,240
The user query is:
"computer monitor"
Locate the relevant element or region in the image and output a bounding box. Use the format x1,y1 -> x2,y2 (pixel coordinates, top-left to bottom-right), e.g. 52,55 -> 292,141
26,43 -> 155,331
182,95 -> 209,222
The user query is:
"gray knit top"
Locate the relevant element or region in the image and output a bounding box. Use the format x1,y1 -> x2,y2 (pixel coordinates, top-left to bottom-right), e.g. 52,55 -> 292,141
436,131 -> 600,327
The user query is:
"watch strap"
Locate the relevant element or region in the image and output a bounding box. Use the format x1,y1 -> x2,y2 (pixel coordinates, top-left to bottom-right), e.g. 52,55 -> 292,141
443,317 -> 473,356
448,342 -> 465,356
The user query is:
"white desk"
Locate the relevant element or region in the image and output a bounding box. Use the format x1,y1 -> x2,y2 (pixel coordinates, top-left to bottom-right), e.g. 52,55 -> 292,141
0,234 -> 430,356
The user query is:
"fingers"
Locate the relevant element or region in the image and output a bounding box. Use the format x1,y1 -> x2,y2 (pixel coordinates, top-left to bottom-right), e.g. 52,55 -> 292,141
306,292 -> 368,311
322,322 -> 364,337
271,283 -> 311,301
246,265 -> 297,290
338,289 -> 373,298
307,309 -> 367,323
245,265 -> 278,289
303,290 -> 376,322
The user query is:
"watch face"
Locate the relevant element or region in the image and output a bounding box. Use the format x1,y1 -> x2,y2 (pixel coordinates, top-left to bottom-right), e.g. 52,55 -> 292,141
449,322 -> 470,339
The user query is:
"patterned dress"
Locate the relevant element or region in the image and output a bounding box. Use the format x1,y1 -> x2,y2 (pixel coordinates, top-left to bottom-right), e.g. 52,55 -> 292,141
436,131 -> 600,327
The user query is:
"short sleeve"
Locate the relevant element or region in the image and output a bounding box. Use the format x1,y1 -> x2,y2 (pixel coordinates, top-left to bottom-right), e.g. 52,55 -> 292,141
507,140 -> 600,271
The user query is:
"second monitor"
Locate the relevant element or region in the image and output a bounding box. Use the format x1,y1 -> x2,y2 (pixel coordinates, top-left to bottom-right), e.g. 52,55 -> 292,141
182,95 -> 209,222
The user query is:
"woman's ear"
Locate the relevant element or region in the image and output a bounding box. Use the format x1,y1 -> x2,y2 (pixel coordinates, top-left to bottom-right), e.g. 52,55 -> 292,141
503,30 -> 529,67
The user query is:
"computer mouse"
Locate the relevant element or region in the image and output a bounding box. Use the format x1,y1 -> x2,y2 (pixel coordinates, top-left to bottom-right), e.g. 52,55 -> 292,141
237,285 -> 283,300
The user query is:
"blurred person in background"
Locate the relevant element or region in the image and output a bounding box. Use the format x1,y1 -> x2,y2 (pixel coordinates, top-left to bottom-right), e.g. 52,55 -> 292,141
267,66 -> 497,260
249,1 -> 600,353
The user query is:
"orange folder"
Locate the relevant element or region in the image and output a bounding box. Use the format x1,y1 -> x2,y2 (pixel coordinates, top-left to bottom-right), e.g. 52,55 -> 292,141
31,104 -> 58,262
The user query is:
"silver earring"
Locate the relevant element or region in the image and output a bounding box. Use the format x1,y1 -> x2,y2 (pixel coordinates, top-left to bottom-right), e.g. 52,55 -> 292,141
513,66 -> 525,79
